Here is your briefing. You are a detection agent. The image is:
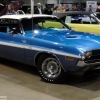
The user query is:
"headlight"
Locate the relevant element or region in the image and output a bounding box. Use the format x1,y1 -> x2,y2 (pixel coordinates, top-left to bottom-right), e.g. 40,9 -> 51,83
85,51 -> 92,57
81,51 -> 92,60
81,55 -> 85,60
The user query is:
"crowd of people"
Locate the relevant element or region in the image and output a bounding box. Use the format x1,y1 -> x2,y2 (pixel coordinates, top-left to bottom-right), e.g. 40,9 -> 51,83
34,3 -> 100,14
53,4 -> 100,13
53,4 -> 85,13
33,3 -> 86,14
0,2 -> 100,16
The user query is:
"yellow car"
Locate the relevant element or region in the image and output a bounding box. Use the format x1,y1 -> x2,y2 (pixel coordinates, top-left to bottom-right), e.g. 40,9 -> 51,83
53,11 -> 100,35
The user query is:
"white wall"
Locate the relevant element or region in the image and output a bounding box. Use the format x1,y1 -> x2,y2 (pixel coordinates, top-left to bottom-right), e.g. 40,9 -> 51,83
3,0 -> 100,5
60,0 -> 100,3
81,0 -> 100,3
60,0 -> 80,3
21,0 -> 46,5
47,0 -> 58,4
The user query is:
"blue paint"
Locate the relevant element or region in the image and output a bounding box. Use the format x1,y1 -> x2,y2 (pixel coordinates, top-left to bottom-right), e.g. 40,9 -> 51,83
24,29 -> 100,55
0,28 -> 100,71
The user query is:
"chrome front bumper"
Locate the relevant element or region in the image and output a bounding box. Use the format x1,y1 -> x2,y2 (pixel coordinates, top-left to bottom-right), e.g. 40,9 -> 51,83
77,61 -> 100,67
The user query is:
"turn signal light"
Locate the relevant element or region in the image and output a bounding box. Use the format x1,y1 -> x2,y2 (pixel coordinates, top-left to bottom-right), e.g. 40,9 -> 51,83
66,56 -> 74,61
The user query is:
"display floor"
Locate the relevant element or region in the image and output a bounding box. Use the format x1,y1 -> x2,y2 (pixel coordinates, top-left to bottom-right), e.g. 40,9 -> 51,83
0,58 -> 100,100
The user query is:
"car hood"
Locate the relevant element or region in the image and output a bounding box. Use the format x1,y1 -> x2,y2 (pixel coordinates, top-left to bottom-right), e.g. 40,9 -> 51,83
25,29 -> 100,54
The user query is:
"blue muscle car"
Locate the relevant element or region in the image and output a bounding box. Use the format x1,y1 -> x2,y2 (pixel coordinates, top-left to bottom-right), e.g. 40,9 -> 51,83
0,14 -> 100,83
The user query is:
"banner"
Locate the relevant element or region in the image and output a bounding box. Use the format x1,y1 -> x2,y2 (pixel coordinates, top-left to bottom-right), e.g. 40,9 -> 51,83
86,1 -> 97,12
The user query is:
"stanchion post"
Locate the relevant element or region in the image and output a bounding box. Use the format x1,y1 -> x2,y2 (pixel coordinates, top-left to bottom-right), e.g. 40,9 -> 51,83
31,0 -> 34,14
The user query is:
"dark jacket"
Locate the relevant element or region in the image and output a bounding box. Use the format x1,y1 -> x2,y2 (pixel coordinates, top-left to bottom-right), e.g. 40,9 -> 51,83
34,7 -> 44,14
96,9 -> 100,12
44,7 -> 52,15
66,9 -> 69,11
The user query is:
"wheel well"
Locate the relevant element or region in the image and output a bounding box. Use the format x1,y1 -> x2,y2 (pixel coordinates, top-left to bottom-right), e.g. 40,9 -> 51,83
35,53 -> 55,67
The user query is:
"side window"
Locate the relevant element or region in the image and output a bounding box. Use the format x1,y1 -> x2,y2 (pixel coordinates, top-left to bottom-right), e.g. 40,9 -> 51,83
0,26 -> 7,33
0,19 -> 21,34
21,18 -> 45,31
21,19 -> 32,31
7,24 -> 21,34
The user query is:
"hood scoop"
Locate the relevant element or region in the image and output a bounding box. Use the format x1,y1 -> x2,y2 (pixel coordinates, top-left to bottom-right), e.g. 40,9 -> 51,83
66,35 -> 77,38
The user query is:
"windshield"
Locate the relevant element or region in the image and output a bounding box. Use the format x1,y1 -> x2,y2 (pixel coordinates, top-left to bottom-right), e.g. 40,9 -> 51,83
21,17 -> 70,31
95,14 -> 100,20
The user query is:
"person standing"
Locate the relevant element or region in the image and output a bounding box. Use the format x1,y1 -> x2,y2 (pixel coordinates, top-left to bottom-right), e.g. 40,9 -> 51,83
44,4 -> 52,15
88,5 -> 92,12
34,3 -> 44,14
0,3 -> 4,12
97,5 -> 100,12
6,4 -> 16,15
71,4 -> 78,11
65,5 -> 69,11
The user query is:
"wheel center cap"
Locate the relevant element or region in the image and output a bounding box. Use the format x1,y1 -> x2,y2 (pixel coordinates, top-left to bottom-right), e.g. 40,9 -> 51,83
51,66 -> 54,70
47,62 -> 58,74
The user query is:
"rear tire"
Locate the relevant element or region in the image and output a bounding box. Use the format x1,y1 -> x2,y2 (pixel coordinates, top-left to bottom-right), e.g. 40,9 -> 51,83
37,55 -> 67,83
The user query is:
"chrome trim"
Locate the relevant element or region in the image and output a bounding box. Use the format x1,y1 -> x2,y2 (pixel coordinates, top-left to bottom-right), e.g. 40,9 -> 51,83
30,46 -> 81,58
77,60 -> 100,67
0,41 -> 81,59
41,58 -> 61,78
0,41 -> 24,48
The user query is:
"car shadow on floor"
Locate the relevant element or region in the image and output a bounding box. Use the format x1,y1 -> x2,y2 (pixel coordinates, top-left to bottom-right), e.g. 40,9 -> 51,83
64,70 -> 100,91
0,57 -> 100,91
0,57 -> 38,76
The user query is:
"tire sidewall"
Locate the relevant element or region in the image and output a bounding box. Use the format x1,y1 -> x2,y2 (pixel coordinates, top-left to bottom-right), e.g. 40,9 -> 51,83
37,55 -> 67,83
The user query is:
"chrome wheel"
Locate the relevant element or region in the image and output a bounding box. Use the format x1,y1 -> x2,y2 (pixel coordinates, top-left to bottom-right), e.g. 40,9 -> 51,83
42,58 -> 61,78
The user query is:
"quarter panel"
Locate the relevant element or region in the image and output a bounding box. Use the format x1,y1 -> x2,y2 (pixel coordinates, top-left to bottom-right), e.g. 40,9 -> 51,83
0,44 -> 25,63
0,32 -> 25,63
56,55 -> 80,71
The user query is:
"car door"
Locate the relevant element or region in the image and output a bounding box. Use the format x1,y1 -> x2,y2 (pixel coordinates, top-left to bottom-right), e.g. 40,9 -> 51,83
0,19 -> 25,63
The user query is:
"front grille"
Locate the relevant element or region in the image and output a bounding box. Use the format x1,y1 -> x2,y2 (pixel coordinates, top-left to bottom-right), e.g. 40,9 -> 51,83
92,49 -> 100,55
85,49 -> 100,63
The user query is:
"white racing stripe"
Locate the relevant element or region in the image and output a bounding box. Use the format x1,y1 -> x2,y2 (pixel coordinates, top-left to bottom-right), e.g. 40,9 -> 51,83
0,41 -> 24,48
0,41 -> 81,59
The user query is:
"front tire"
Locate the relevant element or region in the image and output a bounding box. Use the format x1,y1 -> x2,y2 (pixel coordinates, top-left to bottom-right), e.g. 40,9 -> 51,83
37,55 -> 67,83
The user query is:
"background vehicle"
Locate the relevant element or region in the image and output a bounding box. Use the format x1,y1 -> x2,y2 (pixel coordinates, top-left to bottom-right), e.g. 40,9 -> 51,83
53,11 -> 100,35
